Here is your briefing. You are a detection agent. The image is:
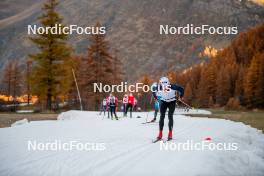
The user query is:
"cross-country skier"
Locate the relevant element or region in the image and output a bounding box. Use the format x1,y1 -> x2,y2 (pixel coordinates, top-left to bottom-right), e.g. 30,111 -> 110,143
152,77 -> 184,141
125,92 -> 135,118
107,93 -> 118,120
122,94 -> 128,116
99,98 -> 107,116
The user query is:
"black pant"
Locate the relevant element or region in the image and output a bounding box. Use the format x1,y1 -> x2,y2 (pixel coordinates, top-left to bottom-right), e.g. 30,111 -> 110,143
153,109 -> 158,120
159,100 -> 176,131
123,104 -> 127,116
109,106 -> 117,119
125,103 -> 133,117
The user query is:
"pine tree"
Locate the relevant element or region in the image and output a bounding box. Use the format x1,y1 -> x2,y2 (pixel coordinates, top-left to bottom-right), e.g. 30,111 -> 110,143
208,96 -> 214,107
254,53 -> 264,108
244,55 -> 261,108
197,69 -> 208,107
244,53 -> 264,108
234,66 -> 245,103
11,61 -> 22,111
78,22 -> 118,110
138,75 -> 152,110
216,66 -> 231,106
206,60 -> 217,98
1,61 -> 13,101
167,71 -> 177,83
112,49 -> 124,100
112,49 -> 124,84
1,60 -> 22,110
25,60 -> 33,106
29,0 -> 73,110
197,61 -> 216,107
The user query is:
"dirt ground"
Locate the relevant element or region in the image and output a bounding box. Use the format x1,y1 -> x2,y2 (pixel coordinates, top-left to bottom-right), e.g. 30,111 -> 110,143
0,113 -> 58,128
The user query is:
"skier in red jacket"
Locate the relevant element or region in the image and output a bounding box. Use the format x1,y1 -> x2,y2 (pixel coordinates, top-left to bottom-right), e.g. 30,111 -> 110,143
125,93 -> 134,118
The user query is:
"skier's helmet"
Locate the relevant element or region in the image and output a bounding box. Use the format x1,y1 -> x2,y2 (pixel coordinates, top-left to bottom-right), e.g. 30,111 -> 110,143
159,77 -> 170,86
152,82 -> 158,87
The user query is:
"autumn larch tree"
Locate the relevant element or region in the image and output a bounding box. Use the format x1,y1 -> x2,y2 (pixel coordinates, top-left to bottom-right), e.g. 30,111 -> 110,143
111,49 -> 124,100
138,75 -> 152,111
184,82 -> 193,105
244,54 -> 264,108
216,66 -> 231,106
1,60 -> 22,111
197,60 -> 217,107
181,23 -> 264,109
25,60 -> 33,106
78,22 -> 119,110
1,61 -> 13,102
11,61 -> 23,111
29,0 -> 73,110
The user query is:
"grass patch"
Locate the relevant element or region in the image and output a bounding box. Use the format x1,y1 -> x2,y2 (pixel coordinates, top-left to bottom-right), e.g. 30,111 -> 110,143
191,108 -> 264,133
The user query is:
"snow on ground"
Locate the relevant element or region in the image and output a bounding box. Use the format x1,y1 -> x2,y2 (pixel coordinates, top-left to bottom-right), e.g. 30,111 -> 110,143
11,118 -> 29,127
0,110 -> 264,176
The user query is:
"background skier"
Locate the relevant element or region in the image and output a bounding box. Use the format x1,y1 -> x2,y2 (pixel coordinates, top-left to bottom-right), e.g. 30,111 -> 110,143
107,93 -> 118,120
99,98 -> 107,116
122,94 -> 128,116
125,93 -> 135,118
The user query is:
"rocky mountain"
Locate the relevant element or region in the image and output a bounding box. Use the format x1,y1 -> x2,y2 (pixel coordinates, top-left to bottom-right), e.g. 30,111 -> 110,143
0,0 -> 263,81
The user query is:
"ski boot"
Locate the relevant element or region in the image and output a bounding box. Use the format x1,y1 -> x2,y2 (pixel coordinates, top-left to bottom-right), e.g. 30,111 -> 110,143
168,130 -> 172,141
152,131 -> 163,143
157,130 -> 163,140
150,118 -> 156,122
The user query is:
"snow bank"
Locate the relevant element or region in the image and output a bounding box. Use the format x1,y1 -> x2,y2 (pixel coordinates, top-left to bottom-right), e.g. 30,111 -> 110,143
0,111 -> 263,176
58,110 -> 83,120
174,108 -> 212,115
57,110 -> 99,120
11,118 -> 29,127
16,110 -> 34,113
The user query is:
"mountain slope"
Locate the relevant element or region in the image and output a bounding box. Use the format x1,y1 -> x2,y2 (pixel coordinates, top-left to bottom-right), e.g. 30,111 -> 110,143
0,0 -> 263,81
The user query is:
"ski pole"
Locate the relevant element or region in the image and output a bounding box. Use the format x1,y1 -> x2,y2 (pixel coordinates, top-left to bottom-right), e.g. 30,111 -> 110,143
150,96 -> 153,104
178,99 -> 193,109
